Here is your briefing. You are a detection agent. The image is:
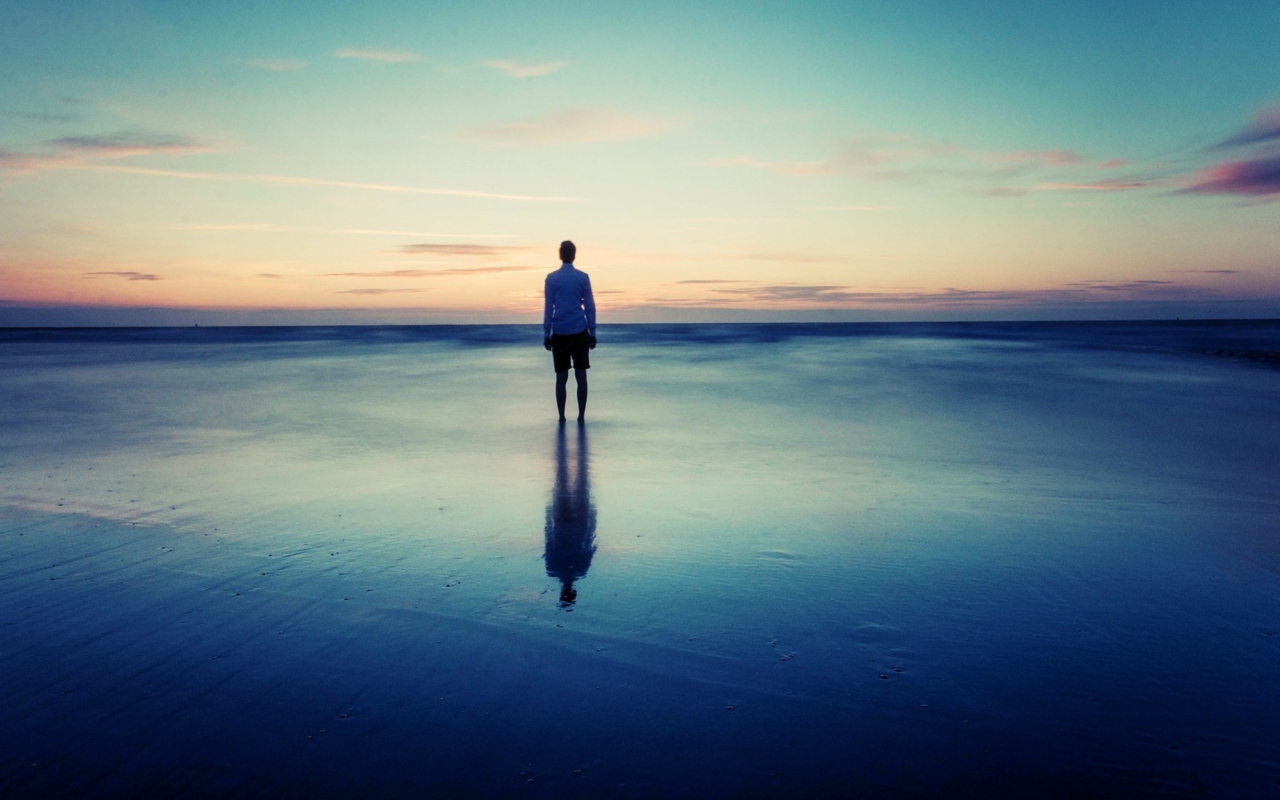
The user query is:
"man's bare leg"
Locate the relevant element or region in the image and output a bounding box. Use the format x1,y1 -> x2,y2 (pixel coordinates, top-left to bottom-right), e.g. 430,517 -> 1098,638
555,370 -> 569,422
574,367 -> 588,421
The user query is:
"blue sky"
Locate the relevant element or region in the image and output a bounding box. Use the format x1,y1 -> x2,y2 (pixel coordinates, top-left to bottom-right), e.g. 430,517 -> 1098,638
2,0 -> 1278,322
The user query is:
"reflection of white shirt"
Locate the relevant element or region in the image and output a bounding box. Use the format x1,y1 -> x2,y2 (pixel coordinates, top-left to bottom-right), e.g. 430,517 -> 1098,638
543,263 -> 596,337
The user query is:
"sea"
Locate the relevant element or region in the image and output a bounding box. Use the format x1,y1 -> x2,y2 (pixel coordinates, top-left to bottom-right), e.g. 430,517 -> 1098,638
2,321 -> 1279,797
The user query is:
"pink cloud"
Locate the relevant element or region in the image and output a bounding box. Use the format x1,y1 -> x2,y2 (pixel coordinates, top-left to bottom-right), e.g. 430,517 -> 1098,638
1180,154 -> 1280,197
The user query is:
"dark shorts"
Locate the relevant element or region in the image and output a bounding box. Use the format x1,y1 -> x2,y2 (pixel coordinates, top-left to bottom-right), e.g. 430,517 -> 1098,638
551,330 -> 591,372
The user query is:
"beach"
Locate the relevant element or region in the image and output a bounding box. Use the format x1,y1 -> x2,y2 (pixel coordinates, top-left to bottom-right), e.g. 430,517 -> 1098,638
3,322 -> 1279,797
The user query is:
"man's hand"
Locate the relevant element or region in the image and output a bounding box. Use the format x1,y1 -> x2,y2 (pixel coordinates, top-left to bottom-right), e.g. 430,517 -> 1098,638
544,337 -> 553,351
589,335 -> 597,350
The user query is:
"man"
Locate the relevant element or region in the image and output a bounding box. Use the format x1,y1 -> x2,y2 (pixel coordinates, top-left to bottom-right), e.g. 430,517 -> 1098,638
543,240 -> 596,422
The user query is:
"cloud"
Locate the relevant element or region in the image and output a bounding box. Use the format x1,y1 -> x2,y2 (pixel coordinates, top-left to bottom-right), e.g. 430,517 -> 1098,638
986,149 -> 1087,168
156,223 -> 302,232
468,107 -> 673,146
675,279 -> 746,284
327,266 -> 537,278
800,204 -> 897,211
247,58 -> 307,72
48,133 -> 207,158
0,131 -> 211,172
336,288 -> 428,295
1063,279 -> 1175,291
333,49 -> 420,63
1036,180 -> 1151,192
1179,153 -> 1280,198
484,60 -> 566,78
259,273 -> 283,278
685,278 -> 1202,308
397,243 -> 530,257
708,155 -> 831,176
72,165 -> 582,202
84,271 -> 161,281
1214,105 -> 1280,149
142,223 -> 515,238
338,229 -> 513,238
711,135 -> 1129,193
2,111 -> 81,122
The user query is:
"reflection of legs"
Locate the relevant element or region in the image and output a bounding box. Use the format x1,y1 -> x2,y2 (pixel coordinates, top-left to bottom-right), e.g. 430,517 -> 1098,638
574,368 -> 588,421
555,371 -> 569,422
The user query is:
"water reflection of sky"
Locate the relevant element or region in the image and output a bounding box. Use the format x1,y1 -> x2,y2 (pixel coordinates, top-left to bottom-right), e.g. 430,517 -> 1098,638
2,323 -> 1279,795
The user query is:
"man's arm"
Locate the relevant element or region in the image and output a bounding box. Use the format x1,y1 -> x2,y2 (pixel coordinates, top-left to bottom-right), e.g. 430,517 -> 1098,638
543,276 -> 554,342
583,275 -> 596,339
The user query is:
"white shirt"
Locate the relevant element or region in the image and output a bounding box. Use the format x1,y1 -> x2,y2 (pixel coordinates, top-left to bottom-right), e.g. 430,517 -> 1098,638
543,263 -> 596,337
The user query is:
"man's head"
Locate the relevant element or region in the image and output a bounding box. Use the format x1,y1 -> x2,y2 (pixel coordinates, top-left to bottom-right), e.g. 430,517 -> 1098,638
559,240 -> 576,264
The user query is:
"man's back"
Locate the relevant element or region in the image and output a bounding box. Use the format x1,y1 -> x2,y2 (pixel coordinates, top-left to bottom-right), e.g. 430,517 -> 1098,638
544,264 -> 595,337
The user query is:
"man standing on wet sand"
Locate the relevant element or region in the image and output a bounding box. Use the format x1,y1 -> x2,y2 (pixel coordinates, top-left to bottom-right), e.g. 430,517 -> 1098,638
543,240 -> 596,423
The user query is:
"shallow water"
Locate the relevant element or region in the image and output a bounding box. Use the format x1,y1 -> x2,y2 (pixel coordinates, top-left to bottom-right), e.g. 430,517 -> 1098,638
2,322 -> 1279,797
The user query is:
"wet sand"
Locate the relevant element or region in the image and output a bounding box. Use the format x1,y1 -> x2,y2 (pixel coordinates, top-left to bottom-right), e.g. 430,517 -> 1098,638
2,322 -> 1279,797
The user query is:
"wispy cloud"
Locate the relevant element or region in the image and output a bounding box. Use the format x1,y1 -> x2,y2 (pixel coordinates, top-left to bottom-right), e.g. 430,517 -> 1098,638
247,58 -> 307,72
0,131 -> 211,172
84,271 -> 161,281
1179,154 -> 1280,198
336,288 -> 428,295
1062,279 -> 1174,291
692,278 -> 1205,308
468,107 -> 673,146
711,134 -> 1129,193
49,133 -> 207,158
2,111 -> 81,122
74,165 -> 583,202
155,223 -> 301,232
396,243 -> 532,257
142,223 -> 515,238
333,49 -> 420,63
327,266 -> 537,278
1036,180 -> 1151,192
800,204 -> 897,211
1213,104 -> 1280,149
484,60 -> 566,78
338,229 -> 513,238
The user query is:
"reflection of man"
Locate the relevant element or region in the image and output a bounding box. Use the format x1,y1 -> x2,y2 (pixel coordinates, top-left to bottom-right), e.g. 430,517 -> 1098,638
543,240 -> 596,423
544,423 -> 596,607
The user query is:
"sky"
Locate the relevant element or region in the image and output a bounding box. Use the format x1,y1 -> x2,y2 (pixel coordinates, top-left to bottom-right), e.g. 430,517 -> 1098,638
2,0 -> 1279,324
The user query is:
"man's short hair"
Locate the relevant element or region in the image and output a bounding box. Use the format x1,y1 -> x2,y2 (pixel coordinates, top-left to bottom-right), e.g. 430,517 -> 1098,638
559,240 -> 576,263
